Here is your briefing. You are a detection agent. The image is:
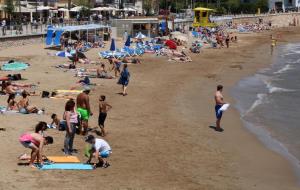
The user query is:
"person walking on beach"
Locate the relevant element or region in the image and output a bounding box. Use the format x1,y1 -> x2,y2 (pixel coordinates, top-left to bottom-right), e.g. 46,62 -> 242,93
98,95 -> 112,136
214,85 -> 226,132
63,99 -> 79,154
77,87 -> 93,135
118,64 -> 130,96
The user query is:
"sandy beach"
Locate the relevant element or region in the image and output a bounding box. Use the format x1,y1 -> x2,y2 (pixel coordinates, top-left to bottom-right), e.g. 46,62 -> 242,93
0,27 -> 299,190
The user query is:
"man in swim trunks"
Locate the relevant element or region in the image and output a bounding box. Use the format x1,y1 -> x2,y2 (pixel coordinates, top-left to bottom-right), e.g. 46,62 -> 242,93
76,87 -> 93,135
214,85 -> 226,132
19,133 -> 53,168
98,95 -> 112,136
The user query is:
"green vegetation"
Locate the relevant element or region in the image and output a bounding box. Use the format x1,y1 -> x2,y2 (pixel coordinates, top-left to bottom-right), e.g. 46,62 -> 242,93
157,0 -> 269,14
4,0 -> 15,19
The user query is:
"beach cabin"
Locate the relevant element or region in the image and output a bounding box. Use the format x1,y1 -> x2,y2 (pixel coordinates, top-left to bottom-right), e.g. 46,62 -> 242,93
193,7 -> 216,27
45,24 -> 111,46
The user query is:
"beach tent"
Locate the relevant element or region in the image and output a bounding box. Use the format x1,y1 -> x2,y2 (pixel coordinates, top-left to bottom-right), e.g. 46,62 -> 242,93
45,24 -> 111,46
70,6 -> 86,12
165,40 -> 177,50
135,32 -> 146,39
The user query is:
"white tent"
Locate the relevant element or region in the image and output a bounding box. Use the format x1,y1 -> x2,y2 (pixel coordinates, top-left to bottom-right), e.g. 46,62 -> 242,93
37,6 -> 53,11
58,8 -> 69,12
123,7 -> 137,12
135,32 -> 146,39
14,6 -> 34,13
70,6 -> 86,12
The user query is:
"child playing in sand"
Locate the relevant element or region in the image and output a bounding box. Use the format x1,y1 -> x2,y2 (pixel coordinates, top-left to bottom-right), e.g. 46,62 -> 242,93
50,114 -> 60,129
98,95 -> 112,136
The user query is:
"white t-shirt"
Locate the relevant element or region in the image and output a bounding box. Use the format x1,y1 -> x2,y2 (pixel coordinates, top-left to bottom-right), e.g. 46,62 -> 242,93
93,139 -> 111,152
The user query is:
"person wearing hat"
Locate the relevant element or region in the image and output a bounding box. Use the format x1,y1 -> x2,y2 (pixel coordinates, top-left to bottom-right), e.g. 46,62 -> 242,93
76,86 -> 93,135
85,135 -> 111,168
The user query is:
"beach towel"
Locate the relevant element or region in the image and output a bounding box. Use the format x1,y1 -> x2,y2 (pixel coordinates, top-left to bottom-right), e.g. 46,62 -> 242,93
219,103 -> 230,112
47,156 -> 80,163
1,62 -> 29,71
37,163 -> 94,170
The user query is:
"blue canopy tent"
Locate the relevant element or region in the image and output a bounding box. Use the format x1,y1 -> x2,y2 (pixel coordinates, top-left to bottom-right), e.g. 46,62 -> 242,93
45,24 -> 111,46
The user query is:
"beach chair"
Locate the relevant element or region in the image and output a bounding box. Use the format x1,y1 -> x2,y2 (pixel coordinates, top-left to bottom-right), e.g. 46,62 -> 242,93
53,30 -> 64,46
46,30 -> 54,46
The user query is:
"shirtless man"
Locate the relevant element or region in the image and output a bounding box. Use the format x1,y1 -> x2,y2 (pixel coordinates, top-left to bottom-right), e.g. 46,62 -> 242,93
5,81 -> 16,94
17,91 -> 39,114
214,85 -> 226,132
76,87 -> 93,135
98,95 -> 112,136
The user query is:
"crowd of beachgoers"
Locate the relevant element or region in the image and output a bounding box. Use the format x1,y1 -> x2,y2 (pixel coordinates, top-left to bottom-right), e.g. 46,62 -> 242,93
0,21 -> 273,170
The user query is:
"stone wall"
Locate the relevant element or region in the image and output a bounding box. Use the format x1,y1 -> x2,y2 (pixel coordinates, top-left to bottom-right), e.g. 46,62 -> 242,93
232,13 -> 300,27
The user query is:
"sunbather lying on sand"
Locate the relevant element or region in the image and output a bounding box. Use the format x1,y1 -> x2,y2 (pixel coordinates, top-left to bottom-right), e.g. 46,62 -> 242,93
3,81 -> 37,95
122,57 -> 141,64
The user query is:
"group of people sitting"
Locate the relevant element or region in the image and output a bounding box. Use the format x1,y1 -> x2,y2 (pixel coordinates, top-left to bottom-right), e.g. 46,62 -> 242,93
6,91 -> 42,114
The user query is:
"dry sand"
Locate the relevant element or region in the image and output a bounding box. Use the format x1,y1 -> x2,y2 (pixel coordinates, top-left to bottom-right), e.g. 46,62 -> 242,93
0,27 -> 299,190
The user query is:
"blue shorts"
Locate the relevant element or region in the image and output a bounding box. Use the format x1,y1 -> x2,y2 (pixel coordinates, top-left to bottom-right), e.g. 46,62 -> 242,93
19,108 -> 28,114
99,150 -> 111,158
215,105 -> 223,119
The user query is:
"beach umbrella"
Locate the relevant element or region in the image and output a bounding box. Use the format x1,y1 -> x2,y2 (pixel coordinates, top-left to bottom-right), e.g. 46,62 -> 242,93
125,35 -> 131,47
135,32 -> 146,39
56,51 -> 72,57
165,40 -> 177,50
110,38 -> 116,51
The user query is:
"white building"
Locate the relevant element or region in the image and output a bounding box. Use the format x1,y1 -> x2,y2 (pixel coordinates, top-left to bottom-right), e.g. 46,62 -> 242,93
269,0 -> 300,11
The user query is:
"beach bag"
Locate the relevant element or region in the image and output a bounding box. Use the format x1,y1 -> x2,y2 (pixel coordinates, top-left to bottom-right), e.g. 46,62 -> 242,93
42,91 -> 50,98
12,74 -> 21,80
59,121 -> 67,131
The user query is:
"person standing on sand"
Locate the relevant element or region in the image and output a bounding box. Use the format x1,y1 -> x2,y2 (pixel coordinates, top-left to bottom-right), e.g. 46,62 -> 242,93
77,87 -> 93,135
63,99 -> 79,155
214,85 -> 226,132
98,95 -> 112,136
118,64 -> 130,96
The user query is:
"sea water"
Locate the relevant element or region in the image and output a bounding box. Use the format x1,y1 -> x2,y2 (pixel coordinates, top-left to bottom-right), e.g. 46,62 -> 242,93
231,43 -> 300,179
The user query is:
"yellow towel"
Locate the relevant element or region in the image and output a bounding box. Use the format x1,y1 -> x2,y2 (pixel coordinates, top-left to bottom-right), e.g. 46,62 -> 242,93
47,156 -> 80,163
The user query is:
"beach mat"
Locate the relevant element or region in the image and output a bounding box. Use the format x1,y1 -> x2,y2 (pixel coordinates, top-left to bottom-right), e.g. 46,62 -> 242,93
39,163 -> 93,170
47,156 -> 80,163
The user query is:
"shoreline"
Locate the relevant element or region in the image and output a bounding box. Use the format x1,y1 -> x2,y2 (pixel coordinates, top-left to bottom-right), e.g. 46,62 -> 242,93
213,27 -> 300,189
0,27 -> 299,189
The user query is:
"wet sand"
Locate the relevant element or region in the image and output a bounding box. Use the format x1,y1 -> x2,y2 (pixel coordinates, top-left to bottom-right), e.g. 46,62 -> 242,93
0,27 -> 299,190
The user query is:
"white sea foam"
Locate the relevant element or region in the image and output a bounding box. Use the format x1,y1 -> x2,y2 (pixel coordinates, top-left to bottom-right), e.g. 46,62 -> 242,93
274,64 -> 293,74
242,93 -> 267,117
263,80 -> 295,93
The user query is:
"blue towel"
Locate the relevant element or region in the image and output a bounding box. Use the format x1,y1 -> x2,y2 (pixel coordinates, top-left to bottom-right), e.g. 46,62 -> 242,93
46,30 -> 54,46
38,163 -> 94,170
